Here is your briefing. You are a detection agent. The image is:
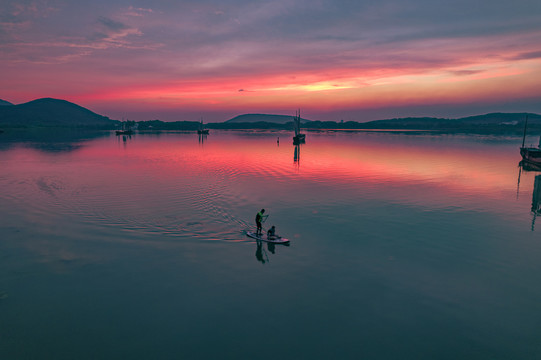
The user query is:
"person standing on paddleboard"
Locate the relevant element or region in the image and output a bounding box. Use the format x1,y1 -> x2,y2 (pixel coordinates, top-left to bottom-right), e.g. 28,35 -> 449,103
255,209 -> 267,235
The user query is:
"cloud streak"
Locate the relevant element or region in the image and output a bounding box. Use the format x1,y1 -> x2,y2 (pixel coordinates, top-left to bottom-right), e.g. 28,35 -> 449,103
1,0 -> 541,121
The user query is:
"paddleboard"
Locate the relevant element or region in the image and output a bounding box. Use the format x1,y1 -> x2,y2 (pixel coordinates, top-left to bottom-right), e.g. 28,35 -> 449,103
246,231 -> 290,244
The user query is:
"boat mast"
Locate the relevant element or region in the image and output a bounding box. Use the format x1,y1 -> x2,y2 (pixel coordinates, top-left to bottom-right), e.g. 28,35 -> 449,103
296,109 -> 301,135
297,109 -> 299,136
522,114 -> 529,148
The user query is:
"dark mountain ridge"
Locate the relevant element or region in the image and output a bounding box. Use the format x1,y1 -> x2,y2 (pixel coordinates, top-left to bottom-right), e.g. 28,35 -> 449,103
351,113 -> 541,131
0,98 -> 116,128
226,113 -> 310,124
1,97 -> 539,133
224,112 -> 540,127
459,112 -> 540,124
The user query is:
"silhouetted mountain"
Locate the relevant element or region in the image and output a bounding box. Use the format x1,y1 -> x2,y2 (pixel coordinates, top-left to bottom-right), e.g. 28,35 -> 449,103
199,112 -> 541,133
221,112 -> 540,130
0,98 -> 116,128
0,99 -> 14,106
226,114 -> 310,124
458,113 -> 541,124
357,113 -> 540,130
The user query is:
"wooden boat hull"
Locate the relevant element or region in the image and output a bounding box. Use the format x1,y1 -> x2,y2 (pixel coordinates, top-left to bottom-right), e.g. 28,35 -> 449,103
293,133 -> 305,144
520,147 -> 541,165
116,130 -> 133,135
519,160 -> 541,172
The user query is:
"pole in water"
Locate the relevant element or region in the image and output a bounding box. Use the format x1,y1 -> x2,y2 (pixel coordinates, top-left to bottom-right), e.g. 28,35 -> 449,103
522,115 -> 529,148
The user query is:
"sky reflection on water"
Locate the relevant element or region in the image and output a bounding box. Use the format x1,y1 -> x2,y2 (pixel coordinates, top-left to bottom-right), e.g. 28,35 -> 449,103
1,130 -> 541,359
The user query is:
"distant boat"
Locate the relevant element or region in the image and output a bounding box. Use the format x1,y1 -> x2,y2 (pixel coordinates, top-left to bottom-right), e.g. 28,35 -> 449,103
520,115 -> 541,165
197,118 -> 209,135
116,118 -> 134,135
292,109 -> 305,144
115,129 -> 133,135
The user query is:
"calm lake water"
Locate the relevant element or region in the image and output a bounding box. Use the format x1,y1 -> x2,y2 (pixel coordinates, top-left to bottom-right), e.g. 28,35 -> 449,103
1,129 -> 541,359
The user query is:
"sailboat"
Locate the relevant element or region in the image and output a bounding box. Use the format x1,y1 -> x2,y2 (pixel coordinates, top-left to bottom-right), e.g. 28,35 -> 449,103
116,118 -> 134,135
519,115 -> 541,165
292,109 -> 305,144
197,118 -> 209,135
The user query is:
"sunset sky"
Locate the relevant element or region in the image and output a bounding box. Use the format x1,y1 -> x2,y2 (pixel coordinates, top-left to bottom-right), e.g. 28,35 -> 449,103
1,0 -> 541,122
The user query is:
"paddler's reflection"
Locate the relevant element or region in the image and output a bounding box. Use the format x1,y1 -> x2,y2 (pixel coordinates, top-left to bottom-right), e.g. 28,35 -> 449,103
267,242 -> 275,254
255,239 -> 268,264
254,237 -> 290,264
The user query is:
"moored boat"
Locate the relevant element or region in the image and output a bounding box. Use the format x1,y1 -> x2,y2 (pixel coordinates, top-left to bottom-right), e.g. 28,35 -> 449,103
115,129 -> 133,135
520,146 -> 541,165
197,118 -> 209,135
292,109 -> 305,144
520,115 -> 541,165
116,118 -> 135,135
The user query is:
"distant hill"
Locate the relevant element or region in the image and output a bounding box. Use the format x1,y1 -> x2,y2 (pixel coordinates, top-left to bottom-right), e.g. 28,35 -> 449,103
458,113 -> 540,124
2,98 -> 538,133
226,114 -> 310,124
358,113 -> 541,129
0,98 -> 116,128
201,112 -> 541,133
222,112 -> 540,128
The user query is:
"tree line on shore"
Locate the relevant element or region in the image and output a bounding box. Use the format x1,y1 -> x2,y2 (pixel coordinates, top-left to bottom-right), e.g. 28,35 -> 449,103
1,98 -> 540,134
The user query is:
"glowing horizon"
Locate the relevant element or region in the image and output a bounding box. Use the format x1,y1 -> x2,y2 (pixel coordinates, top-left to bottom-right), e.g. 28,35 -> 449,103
1,0 -> 541,122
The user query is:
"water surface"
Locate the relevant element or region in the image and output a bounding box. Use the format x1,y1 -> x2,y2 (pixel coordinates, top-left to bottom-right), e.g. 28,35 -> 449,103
1,130 -> 540,359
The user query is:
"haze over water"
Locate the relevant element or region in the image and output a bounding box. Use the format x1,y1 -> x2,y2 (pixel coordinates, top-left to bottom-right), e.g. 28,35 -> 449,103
1,130 -> 541,359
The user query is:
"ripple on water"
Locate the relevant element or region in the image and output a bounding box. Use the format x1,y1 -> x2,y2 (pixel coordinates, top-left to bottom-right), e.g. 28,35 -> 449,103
0,163 -> 255,243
